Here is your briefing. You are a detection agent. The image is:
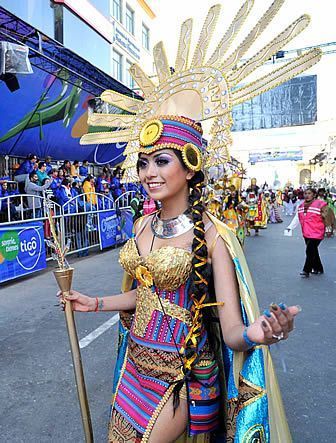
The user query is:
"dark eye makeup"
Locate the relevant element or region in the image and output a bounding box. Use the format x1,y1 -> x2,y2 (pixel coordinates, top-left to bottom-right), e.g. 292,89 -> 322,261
137,158 -> 148,169
155,155 -> 171,165
138,154 -> 172,169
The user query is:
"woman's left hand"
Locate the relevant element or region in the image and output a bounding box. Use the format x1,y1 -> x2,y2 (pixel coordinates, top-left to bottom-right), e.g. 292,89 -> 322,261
246,303 -> 301,345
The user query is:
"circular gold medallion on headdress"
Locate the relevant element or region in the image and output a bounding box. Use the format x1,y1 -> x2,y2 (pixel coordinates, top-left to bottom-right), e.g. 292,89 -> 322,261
182,143 -> 203,172
139,120 -> 164,147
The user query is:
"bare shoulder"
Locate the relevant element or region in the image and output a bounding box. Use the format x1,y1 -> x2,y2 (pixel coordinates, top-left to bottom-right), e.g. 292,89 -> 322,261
203,213 -> 223,260
203,214 -> 216,239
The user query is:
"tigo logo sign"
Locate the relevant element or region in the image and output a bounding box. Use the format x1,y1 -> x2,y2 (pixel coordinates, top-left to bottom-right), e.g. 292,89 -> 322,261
0,222 -> 46,282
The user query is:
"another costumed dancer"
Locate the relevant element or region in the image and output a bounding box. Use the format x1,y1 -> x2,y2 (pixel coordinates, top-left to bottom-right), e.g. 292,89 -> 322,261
246,178 -> 260,235
222,180 -> 247,246
206,189 -> 222,220
63,2 -> 321,441
222,186 -> 241,237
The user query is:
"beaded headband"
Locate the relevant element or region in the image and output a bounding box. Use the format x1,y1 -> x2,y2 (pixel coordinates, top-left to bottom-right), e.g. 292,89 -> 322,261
80,0 -> 322,182
137,116 -> 203,171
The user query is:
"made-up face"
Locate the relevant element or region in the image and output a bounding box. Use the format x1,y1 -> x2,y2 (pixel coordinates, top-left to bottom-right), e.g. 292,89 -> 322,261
137,149 -> 194,202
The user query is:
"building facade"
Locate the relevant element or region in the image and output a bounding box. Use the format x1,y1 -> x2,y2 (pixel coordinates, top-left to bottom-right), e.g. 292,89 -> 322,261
0,0 -> 156,91
108,0 -> 155,90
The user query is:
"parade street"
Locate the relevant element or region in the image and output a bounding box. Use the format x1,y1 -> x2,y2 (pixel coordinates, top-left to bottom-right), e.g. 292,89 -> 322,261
0,216 -> 335,443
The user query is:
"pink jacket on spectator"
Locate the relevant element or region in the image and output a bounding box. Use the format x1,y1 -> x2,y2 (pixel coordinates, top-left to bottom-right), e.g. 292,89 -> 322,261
298,199 -> 327,239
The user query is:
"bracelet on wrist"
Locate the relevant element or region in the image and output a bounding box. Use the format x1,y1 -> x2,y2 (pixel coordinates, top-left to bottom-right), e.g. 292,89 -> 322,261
94,297 -> 99,312
243,327 -> 258,349
94,297 -> 104,312
97,297 -> 104,311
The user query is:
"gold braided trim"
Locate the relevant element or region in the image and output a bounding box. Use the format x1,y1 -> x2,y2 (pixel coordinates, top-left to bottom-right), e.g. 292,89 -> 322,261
182,143 -> 203,171
191,190 -> 208,286
142,385 -> 175,442
133,286 -> 192,337
179,186 -> 223,371
130,358 -> 181,376
138,142 -> 185,154
180,294 -> 224,371
156,115 -> 203,133
111,348 -> 129,410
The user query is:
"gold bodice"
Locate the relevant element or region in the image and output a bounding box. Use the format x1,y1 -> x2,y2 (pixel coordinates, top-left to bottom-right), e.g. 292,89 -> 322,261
119,238 -> 193,291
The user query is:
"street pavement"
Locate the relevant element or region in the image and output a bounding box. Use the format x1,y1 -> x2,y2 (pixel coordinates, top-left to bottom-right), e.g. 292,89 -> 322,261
0,215 -> 335,443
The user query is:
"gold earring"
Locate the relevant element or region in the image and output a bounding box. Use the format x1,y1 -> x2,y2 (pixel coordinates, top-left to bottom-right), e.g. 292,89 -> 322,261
182,143 -> 202,171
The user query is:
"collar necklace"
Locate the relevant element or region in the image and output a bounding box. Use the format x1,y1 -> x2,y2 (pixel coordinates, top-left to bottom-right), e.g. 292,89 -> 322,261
151,210 -> 194,239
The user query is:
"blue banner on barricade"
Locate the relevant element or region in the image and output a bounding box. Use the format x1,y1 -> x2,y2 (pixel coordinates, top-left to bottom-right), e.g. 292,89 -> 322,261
0,221 -> 46,283
119,209 -> 133,242
98,210 -> 121,250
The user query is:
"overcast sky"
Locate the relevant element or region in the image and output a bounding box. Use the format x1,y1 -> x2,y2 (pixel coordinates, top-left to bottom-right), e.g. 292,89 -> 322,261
151,0 -> 335,62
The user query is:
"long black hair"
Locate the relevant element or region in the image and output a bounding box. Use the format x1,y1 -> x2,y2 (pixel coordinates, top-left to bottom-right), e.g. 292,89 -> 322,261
136,149 -> 216,409
172,151 -> 221,409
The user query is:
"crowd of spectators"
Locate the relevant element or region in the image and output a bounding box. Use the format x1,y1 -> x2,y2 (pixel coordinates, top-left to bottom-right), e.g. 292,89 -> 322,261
0,154 -> 143,221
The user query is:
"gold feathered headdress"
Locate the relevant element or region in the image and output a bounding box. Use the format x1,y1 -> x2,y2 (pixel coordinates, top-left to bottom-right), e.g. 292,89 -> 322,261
80,0 -> 321,182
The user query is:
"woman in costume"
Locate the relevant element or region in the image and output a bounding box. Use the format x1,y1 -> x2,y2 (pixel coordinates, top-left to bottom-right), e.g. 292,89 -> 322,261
245,180 -> 261,236
207,191 -> 222,220
65,118 -> 300,442
222,185 -> 246,245
269,195 -> 283,224
68,1 -> 321,441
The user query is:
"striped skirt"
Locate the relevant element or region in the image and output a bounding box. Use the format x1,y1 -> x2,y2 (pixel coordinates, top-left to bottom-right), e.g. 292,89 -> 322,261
109,338 -> 221,442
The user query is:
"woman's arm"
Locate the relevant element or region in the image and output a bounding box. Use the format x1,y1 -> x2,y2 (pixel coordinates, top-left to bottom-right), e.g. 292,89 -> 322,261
62,216 -> 144,312
211,235 -> 300,351
60,288 -> 137,312
211,236 -> 250,351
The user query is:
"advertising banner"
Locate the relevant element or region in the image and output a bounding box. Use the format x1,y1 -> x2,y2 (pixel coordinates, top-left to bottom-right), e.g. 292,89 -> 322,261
232,75 -> 317,131
0,221 -> 46,283
98,210 -> 121,250
248,150 -> 303,163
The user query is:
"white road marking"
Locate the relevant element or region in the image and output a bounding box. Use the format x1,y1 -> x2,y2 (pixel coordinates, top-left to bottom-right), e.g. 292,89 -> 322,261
79,314 -> 120,349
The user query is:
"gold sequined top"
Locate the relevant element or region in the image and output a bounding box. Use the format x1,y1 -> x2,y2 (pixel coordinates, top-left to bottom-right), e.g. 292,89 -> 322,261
119,237 -> 193,291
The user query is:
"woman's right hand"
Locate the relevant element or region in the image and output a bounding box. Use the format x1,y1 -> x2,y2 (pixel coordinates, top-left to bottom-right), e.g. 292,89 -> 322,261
57,290 -> 96,312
